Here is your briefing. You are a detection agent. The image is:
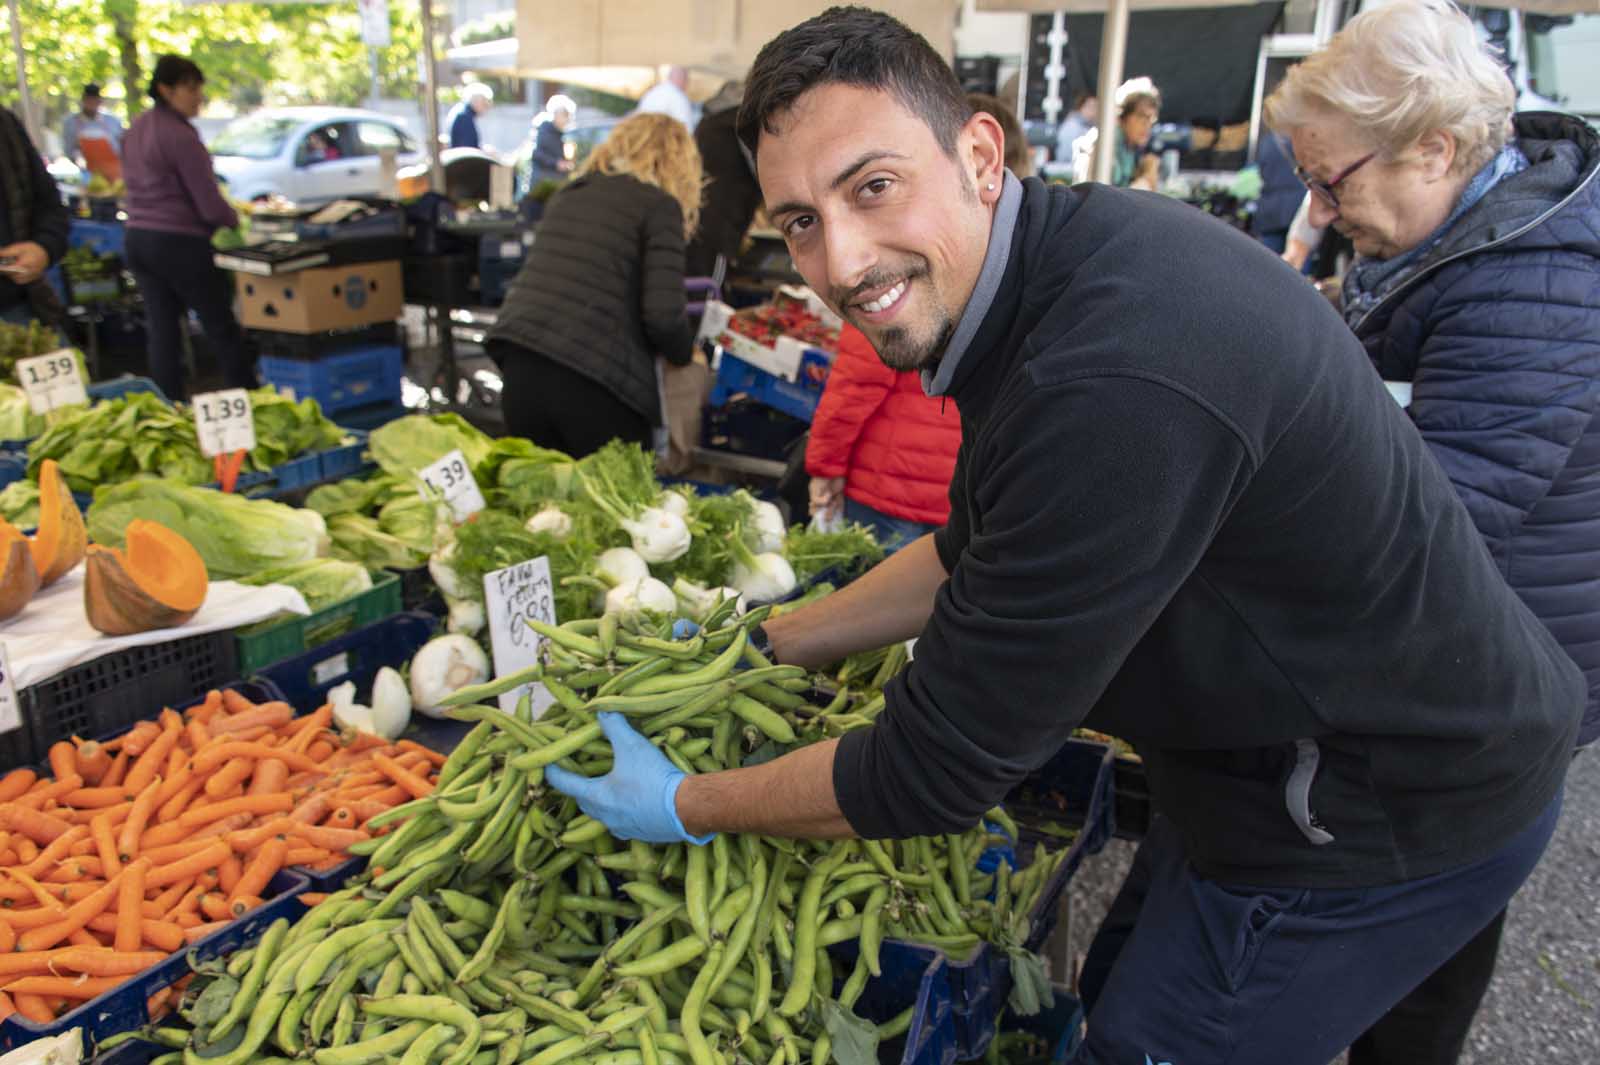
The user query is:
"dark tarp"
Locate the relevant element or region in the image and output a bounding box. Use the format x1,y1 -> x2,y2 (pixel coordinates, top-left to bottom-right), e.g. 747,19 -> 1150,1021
1065,3 -> 1286,126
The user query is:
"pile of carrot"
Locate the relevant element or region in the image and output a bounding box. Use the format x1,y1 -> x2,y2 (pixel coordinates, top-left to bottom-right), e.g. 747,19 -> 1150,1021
0,688 -> 444,1027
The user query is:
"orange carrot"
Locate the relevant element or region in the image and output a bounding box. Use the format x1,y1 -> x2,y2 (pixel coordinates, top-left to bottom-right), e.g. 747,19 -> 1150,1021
71,740 -> 112,787
46,743 -> 76,783
125,725 -> 179,793
101,749 -> 130,789
152,758 -> 195,811
59,786 -> 134,809
0,989 -> 13,1022
13,776 -> 84,812
155,777 -> 207,825
16,826 -> 88,877
176,794 -> 292,829
287,794 -> 331,825
185,719 -> 211,751
369,754 -> 434,799
211,702 -> 293,736
46,857 -> 103,882
141,880 -> 190,919
3,975 -> 125,1000
147,842 -> 230,889
13,839 -> 38,864
283,846 -> 332,866
53,949 -> 168,975
192,743 -> 324,776
0,919 -> 14,953
115,722 -> 160,757
218,689 -> 258,717
116,776 -> 163,861
247,759 -> 288,798
199,893 -> 232,922
186,690 -> 224,724
17,861 -> 142,952
0,806 -> 75,847
231,836 -> 287,901
284,822 -> 369,852
214,855 -> 242,896
203,758 -> 254,799
13,993 -> 52,1023
305,739 -> 336,763
181,921 -> 230,944
0,849 -> 15,866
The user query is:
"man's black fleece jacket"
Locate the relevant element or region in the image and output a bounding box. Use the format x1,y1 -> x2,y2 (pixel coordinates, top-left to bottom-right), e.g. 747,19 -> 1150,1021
833,179 -> 1582,888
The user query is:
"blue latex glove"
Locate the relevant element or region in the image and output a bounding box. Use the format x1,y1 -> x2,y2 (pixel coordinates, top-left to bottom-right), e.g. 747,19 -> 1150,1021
671,618 -> 700,640
544,712 -> 714,845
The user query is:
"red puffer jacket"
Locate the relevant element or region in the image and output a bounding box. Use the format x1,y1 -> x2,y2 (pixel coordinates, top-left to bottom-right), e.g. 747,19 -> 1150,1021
805,325 -> 962,524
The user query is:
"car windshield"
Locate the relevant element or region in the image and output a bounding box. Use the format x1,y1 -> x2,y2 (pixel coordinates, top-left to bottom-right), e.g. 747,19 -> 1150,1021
1526,14 -> 1600,119
210,114 -> 302,160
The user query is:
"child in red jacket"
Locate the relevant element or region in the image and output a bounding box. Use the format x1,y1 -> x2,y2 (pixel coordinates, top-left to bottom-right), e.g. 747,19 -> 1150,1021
805,324 -> 962,550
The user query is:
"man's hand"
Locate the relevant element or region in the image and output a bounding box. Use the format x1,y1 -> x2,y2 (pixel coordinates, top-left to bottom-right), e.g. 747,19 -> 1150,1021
809,476 -> 845,520
544,712 -> 714,845
0,242 -> 49,285
1131,154 -> 1161,192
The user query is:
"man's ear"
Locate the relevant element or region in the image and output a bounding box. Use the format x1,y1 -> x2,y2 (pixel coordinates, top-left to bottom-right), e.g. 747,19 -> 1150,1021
1415,129 -> 1458,182
964,111 -> 1007,202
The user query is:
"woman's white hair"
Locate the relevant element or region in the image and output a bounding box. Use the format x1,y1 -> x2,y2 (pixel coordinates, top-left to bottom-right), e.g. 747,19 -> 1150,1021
1264,0 -> 1514,173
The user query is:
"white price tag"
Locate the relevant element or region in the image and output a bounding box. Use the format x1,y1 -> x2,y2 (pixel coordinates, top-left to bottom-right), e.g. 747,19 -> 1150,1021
483,556 -> 558,716
15,350 -> 87,414
0,643 -> 20,735
311,652 -> 351,687
696,301 -> 733,344
192,388 -> 257,457
419,449 -> 486,522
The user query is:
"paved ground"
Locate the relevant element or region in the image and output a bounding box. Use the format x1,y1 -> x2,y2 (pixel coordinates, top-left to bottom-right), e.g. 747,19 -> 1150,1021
1054,752 -> 1600,1061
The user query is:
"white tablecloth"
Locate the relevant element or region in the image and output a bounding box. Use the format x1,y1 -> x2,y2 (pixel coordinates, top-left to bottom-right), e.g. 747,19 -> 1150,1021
1,568 -> 309,690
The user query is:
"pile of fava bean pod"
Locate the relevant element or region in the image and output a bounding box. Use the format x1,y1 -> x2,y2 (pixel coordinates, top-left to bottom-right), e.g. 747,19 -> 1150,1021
133,605 -> 1073,1065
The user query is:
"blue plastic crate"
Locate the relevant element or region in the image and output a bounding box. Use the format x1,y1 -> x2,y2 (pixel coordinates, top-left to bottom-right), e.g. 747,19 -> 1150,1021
317,429 -> 371,483
1002,989 -> 1086,1064
844,941 -> 962,1065
0,869 -> 308,1053
332,399 -> 409,432
708,348 -> 834,423
258,343 -> 403,415
478,230 -> 530,306
68,217 -> 126,257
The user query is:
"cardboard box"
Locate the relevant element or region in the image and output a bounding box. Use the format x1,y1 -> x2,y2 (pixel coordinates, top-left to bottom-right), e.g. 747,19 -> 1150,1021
234,260 -> 402,335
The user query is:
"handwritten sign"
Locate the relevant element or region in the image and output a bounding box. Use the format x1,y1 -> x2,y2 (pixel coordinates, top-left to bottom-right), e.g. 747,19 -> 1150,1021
419,449 -> 486,522
16,350 -> 87,413
483,555 -> 558,716
192,388 -> 257,457
0,643 -> 19,735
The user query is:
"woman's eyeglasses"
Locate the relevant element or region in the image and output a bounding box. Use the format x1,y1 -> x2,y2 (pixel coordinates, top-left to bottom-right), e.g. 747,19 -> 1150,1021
1295,152 -> 1377,209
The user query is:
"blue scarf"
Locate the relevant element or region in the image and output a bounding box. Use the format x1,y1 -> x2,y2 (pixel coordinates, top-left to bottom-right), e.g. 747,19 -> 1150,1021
1341,142 -> 1528,327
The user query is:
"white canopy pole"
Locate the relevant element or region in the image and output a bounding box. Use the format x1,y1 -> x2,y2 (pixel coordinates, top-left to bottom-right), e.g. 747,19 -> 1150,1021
1091,0 -> 1129,184
6,0 -> 41,150
419,0 -> 443,188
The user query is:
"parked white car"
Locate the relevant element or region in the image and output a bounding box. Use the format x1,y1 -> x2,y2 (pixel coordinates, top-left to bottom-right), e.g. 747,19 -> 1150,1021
208,107 -> 424,205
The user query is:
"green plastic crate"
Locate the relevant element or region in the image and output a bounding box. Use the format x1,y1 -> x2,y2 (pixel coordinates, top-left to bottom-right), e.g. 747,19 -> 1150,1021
234,571 -> 403,674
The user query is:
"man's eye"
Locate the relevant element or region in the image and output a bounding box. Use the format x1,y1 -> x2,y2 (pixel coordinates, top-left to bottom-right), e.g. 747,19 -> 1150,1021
863,178 -> 892,197
784,215 -> 816,237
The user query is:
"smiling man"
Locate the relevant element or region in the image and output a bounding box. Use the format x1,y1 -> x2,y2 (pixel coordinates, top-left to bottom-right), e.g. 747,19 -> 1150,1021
545,8 -> 1584,1062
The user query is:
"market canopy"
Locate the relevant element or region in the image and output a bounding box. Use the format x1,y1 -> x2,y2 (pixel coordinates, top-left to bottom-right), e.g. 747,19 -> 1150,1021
513,0 -> 958,84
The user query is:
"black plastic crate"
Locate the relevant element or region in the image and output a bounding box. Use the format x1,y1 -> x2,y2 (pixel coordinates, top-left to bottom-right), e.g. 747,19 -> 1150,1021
702,398 -> 809,462
1112,756 -> 1151,840
246,320 -> 401,360
16,629 -> 238,768
403,252 -> 477,306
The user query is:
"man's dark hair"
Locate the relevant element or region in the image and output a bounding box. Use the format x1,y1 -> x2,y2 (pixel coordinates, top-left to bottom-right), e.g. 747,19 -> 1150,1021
148,55 -> 204,103
737,6 -> 971,163
1072,89 -> 1096,109
82,84 -> 102,99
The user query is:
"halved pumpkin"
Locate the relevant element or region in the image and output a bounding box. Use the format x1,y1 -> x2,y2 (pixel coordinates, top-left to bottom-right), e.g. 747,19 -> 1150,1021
0,521 -> 40,621
84,520 -> 208,635
30,459 -> 86,587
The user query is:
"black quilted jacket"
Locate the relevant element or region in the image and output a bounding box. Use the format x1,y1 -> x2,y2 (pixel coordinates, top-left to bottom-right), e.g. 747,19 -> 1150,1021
488,172 -> 694,423
1354,113 -> 1600,746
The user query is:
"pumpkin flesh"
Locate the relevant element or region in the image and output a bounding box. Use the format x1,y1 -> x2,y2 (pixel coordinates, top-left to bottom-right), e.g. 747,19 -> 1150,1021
30,459 -> 87,586
0,521 -> 40,621
83,521 -> 208,635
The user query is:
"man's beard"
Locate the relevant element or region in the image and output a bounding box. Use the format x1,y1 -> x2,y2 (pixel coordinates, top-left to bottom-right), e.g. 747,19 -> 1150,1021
873,313 -> 956,372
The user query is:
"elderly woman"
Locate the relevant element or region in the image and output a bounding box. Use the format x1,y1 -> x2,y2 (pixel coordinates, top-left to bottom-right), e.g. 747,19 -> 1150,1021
1072,76 -> 1161,190
1267,2 -> 1600,1062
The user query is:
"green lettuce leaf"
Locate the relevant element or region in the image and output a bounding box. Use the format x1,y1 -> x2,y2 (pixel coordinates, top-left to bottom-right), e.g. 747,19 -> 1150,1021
237,558 -> 373,611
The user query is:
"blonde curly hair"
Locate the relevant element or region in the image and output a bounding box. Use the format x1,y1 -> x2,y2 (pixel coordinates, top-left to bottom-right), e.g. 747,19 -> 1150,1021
576,112 -> 704,237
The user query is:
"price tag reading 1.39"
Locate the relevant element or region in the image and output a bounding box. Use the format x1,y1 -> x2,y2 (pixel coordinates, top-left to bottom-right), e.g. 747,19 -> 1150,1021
192,388 -> 257,458
419,448 -> 486,521
15,350 -> 88,414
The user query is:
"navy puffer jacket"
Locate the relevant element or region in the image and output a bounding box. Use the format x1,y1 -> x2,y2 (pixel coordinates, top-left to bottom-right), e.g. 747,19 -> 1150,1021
1354,113 -> 1600,746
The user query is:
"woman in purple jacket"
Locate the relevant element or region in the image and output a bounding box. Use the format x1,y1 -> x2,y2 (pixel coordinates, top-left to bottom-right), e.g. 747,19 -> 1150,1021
122,55 -> 252,400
